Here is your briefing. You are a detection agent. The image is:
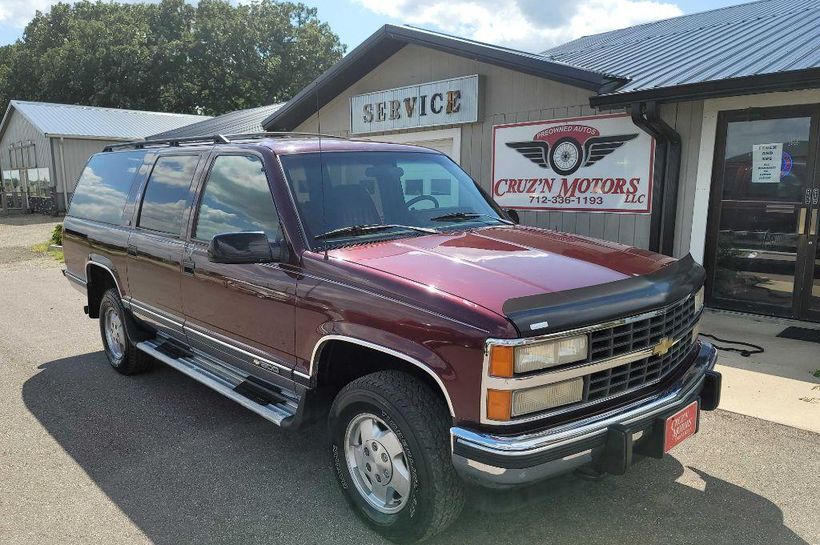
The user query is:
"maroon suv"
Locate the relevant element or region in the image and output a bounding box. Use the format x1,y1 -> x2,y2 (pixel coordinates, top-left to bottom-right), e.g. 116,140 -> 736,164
62,134 -> 720,543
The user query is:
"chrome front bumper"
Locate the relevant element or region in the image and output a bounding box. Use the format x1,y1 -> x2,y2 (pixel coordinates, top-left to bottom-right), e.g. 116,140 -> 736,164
451,342 -> 719,488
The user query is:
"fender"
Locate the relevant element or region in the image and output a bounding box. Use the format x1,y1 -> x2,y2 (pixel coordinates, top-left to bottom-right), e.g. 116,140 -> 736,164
310,325 -> 458,417
85,255 -> 151,343
85,254 -> 126,298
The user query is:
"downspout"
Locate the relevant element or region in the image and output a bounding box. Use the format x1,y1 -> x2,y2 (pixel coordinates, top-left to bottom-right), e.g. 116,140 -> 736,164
646,102 -> 682,257
629,101 -> 682,256
59,137 -> 69,213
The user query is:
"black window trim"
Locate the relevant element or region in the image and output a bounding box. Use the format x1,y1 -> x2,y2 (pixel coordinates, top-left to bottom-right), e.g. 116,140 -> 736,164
189,150 -> 283,246
135,151 -> 204,239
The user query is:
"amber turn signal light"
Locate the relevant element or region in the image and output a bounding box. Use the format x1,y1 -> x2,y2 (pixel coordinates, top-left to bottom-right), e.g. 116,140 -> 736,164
486,389 -> 512,421
488,345 -> 514,377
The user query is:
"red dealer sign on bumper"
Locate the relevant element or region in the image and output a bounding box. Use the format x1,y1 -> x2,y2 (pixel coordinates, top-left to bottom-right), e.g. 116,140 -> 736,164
492,113 -> 655,213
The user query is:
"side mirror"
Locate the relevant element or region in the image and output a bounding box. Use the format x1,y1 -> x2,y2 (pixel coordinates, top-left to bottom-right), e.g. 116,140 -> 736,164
208,232 -> 279,264
505,209 -> 520,224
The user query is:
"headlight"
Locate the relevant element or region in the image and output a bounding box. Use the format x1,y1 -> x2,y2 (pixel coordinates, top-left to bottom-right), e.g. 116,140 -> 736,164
694,286 -> 705,314
489,335 -> 588,377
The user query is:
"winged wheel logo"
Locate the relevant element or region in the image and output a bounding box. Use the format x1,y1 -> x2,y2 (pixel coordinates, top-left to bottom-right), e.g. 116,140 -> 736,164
506,124 -> 638,176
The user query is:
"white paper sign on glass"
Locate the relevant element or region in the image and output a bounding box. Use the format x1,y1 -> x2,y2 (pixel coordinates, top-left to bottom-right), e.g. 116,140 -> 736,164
492,113 -> 655,213
751,142 -> 783,183
350,75 -> 479,135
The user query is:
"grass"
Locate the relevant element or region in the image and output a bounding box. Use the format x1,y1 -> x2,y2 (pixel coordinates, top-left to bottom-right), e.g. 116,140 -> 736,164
814,369 -> 820,378
30,241 -> 64,263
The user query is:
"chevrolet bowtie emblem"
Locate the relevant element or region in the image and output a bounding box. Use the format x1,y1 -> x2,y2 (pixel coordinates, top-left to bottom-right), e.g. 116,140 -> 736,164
653,336 -> 679,357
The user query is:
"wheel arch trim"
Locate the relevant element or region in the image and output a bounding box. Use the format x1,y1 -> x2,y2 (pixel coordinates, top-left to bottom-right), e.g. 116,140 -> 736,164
311,335 -> 456,417
85,259 -> 125,299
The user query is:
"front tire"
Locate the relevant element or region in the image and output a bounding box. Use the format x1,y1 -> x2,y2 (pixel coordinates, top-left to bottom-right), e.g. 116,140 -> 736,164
98,288 -> 152,375
328,370 -> 464,543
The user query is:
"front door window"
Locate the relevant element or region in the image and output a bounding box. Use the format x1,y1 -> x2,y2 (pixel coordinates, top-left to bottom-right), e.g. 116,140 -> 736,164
707,106 -> 820,321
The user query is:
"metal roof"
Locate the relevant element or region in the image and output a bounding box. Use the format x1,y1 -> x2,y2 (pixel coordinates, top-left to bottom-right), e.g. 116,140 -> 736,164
1,100 -> 210,140
148,103 -> 284,139
263,24 -> 622,131
542,0 -> 820,105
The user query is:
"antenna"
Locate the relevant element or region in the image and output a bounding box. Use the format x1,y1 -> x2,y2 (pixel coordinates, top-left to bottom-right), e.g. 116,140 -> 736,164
316,81 -> 329,260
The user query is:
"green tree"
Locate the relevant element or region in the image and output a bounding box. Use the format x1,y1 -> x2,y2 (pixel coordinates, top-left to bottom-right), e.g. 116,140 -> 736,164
0,0 -> 345,116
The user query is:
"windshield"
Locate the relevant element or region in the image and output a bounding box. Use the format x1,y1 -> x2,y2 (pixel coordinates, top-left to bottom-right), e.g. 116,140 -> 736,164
279,151 -> 505,247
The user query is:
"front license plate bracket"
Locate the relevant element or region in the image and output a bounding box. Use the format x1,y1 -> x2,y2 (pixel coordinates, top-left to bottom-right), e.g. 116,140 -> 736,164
594,399 -> 701,475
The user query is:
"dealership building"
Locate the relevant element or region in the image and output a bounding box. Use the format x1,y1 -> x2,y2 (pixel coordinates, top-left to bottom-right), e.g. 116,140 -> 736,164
262,0 -> 820,322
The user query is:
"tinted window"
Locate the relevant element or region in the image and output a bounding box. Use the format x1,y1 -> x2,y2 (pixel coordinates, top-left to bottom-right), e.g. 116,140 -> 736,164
138,155 -> 200,235
194,155 -> 280,241
69,151 -> 146,224
280,152 -> 500,247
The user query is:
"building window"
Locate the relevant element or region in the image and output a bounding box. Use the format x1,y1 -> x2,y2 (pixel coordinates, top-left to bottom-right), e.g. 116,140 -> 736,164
27,168 -> 52,197
2,169 -> 21,192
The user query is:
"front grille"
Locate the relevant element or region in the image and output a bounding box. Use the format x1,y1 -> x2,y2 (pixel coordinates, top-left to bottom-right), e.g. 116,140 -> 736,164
589,295 -> 696,360
586,295 -> 698,402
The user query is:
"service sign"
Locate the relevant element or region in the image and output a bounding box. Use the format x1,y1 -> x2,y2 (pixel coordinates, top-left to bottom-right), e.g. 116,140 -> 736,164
350,75 -> 479,135
492,113 -> 654,213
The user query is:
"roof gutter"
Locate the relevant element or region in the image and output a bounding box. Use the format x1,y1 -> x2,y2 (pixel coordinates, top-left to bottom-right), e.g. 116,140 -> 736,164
630,101 -> 681,256
591,68 -> 820,108
43,133 -> 134,142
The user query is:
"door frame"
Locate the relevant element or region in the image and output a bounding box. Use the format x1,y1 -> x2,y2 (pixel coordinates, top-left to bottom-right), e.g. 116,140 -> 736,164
703,102 -> 820,320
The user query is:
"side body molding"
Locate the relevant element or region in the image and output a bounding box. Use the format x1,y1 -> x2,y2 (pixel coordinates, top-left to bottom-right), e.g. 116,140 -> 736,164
310,335 -> 456,417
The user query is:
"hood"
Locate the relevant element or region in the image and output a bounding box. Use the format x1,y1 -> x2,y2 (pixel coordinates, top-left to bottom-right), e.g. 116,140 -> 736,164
329,226 -> 675,319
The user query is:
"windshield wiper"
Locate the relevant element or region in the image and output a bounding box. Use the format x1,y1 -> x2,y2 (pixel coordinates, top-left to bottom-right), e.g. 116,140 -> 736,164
430,212 -> 513,225
315,223 -> 437,241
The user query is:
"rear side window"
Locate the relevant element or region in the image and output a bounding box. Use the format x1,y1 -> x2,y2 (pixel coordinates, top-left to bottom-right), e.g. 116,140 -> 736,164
138,155 -> 200,235
194,155 -> 280,242
69,151 -> 146,224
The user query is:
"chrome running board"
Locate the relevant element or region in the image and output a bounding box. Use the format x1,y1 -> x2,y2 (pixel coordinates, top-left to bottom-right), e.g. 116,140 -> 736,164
136,338 -> 300,426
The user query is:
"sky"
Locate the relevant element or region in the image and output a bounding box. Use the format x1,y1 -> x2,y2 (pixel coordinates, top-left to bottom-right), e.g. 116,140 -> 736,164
0,0 -> 751,53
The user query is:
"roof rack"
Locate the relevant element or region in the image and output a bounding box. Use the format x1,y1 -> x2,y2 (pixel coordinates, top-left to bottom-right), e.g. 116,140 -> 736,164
103,131 -> 347,152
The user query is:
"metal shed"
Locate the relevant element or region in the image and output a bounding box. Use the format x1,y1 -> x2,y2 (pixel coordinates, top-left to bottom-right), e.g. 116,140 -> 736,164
0,100 -> 209,215
148,103 -> 284,140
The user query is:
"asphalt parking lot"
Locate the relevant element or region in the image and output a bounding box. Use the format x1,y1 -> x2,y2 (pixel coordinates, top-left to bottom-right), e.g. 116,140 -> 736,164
1,215 -> 818,545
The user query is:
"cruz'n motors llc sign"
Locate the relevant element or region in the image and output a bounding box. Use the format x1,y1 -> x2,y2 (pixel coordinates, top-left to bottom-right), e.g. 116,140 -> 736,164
492,113 -> 654,213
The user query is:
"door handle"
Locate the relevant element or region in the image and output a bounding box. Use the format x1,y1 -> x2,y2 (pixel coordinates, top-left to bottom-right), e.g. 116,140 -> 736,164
183,262 -> 195,274
126,245 -> 138,256
810,208 -> 819,237
798,207 -> 808,235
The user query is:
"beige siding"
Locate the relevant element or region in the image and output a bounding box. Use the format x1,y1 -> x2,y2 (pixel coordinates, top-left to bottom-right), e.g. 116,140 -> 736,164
296,44 -> 652,248
659,100 -> 705,258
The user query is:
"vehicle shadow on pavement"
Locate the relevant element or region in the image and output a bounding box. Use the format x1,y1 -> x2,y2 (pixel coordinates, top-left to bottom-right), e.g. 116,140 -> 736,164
23,353 -> 808,545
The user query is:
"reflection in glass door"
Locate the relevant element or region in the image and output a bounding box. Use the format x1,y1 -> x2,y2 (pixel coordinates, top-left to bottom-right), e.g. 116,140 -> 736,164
706,106 -> 819,321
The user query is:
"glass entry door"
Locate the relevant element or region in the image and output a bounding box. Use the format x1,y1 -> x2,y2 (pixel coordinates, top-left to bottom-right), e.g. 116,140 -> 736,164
705,105 -> 820,321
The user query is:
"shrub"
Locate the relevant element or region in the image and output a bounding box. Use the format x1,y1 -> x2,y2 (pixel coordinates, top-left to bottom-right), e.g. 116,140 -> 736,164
51,224 -> 63,246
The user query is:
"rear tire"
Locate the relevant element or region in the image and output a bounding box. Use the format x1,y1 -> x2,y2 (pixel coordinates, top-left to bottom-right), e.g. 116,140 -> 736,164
328,370 -> 464,543
99,288 -> 152,375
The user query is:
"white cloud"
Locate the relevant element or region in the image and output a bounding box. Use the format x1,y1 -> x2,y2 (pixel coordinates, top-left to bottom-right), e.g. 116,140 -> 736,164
0,0 -> 154,27
354,0 -> 683,52
0,0 -> 58,26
